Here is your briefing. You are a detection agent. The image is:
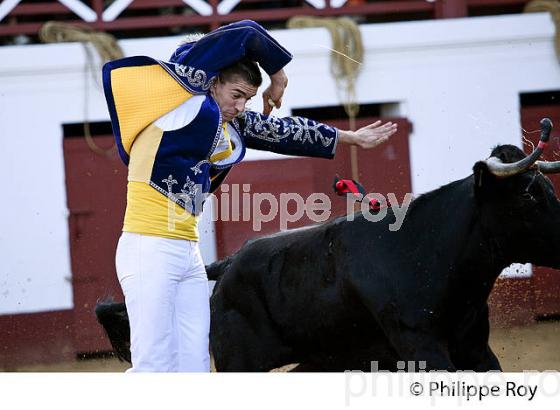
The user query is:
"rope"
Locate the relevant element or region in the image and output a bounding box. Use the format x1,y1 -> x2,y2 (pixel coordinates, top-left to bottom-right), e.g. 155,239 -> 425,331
287,16 -> 364,181
39,22 -> 124,157
524,0 -> 560,62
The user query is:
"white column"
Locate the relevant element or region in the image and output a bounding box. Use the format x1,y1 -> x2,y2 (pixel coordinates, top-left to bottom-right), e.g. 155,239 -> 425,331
58,0 -> 98,22
102,0 -> 134,22
0,0 -> 22,22
183,0 -> 213,16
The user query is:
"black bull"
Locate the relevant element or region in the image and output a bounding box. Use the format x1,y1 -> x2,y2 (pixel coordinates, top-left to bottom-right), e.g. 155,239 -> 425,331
96,123 -> 560,371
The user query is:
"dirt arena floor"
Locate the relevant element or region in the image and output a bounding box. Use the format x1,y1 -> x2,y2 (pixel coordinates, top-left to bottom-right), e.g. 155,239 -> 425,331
8,321 -> 560,372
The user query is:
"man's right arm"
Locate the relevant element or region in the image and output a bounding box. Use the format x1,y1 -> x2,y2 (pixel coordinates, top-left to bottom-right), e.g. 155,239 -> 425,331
170,20 -> 292,78
263,69 -> 288,116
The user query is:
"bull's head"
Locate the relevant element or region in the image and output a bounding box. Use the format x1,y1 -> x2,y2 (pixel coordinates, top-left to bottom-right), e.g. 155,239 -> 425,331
472,118 -> 560,269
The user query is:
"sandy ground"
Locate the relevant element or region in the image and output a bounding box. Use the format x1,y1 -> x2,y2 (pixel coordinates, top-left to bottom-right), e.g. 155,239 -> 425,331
490,321 -> 560,372
8,321 -> 560,372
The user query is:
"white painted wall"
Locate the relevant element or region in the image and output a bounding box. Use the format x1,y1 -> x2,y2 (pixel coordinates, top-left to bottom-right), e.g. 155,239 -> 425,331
0,13 -> 557,314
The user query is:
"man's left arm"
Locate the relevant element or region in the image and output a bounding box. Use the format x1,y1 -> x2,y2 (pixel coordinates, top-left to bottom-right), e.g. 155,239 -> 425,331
235,112 -> 397,159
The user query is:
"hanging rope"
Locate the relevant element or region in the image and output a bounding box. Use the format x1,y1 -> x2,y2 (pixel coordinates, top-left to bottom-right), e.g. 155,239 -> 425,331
524,0 -> 560,62
39,22 -> 124,157
287,16 -> 364,181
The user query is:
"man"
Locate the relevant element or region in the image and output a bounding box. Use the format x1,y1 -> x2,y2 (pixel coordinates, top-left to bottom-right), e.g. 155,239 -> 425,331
102,19 -> 397,372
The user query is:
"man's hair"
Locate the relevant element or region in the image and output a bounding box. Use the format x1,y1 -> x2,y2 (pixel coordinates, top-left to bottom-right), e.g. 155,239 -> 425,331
179,33 -> 205,45
218,57 -> 262,88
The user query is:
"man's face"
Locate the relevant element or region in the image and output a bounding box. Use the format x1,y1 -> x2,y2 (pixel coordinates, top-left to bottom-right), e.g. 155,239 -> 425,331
211,77 -> 258,122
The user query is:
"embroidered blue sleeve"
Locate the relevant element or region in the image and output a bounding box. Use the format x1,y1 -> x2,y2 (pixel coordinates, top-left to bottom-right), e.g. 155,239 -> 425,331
235,111 -> 339,159
170,20 -> 292,76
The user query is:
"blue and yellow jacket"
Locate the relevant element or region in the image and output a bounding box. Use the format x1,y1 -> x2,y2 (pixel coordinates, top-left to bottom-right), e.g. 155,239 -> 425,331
102,20 -> 339,241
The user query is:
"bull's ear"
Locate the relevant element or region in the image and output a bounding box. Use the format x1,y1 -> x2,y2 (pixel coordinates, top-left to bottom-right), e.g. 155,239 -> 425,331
473,160 -> 499,199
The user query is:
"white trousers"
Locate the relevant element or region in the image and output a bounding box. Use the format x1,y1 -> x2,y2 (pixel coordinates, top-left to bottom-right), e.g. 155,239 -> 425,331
115,232 -> 210,372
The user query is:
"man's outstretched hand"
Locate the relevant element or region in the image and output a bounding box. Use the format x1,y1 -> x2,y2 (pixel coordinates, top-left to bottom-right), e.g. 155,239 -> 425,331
338,121 -> 398,149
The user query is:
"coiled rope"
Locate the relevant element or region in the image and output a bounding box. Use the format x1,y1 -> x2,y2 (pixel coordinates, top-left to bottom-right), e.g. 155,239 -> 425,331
524,0 -> 560,62
287,16 -> 364,180
39,22 -> 124,157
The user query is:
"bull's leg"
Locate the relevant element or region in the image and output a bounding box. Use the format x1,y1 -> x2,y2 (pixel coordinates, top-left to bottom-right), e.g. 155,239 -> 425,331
290,336 -> 402,372
210,306 -> 294,372
351,284 -> 456,370
401,331 -> 457,371
451,345 -> 501,371
461,346 -> 501,372
450,304 -> 502,371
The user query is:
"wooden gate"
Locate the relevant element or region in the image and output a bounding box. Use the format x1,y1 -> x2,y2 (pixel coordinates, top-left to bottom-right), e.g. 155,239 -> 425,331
63,133 -> 126,353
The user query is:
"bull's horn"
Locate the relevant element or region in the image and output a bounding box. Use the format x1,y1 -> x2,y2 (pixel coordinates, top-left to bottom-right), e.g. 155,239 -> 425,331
536,160 -> 560,173
484,117 -> 553,178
